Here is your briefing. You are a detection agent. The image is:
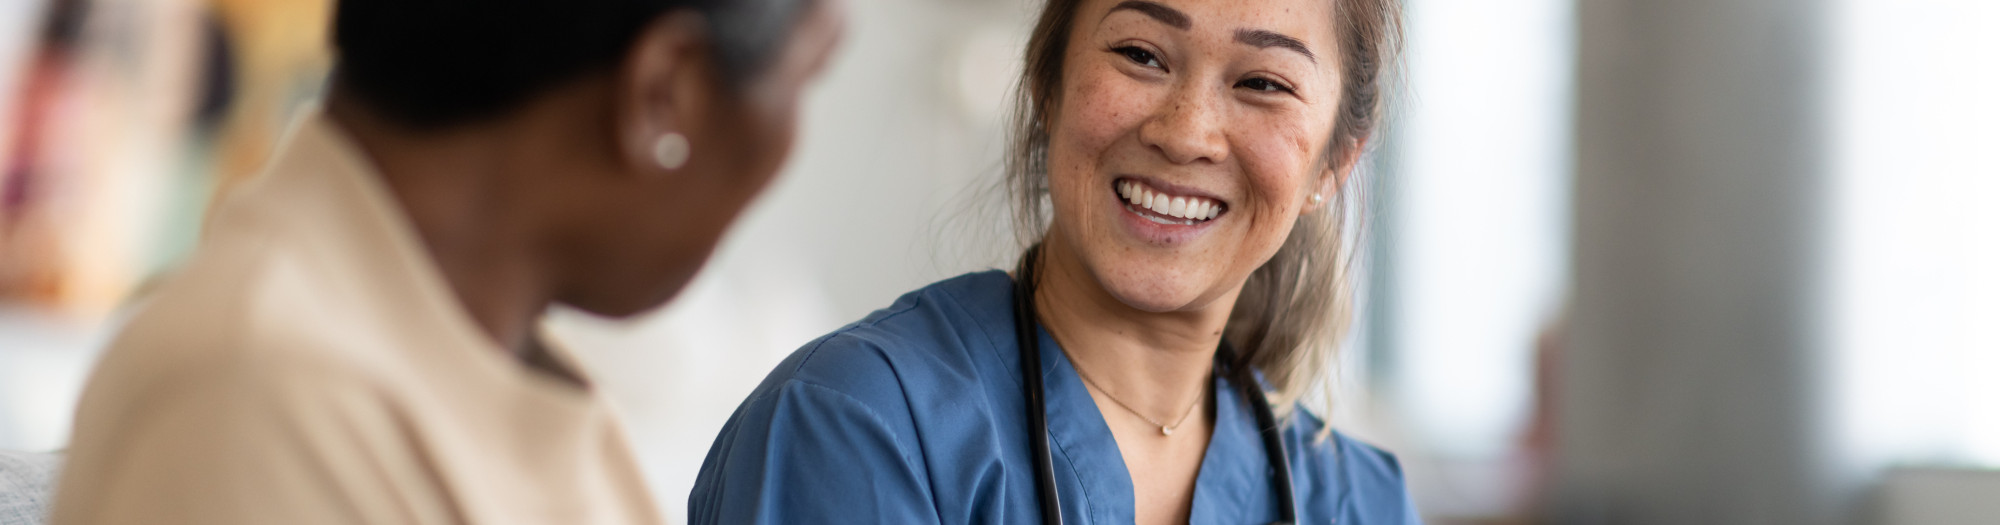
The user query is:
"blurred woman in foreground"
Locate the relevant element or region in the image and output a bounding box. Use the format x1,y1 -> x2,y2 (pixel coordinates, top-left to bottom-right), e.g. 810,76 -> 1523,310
691,0 -> 1411,523
51,0 -> 841,523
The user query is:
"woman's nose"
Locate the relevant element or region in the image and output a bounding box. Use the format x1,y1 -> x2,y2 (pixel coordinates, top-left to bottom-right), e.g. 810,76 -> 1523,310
1137,83 -> 1229,166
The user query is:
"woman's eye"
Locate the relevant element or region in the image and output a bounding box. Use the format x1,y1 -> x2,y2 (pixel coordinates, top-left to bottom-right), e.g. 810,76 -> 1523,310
1237,77 -> 1294,94
1115,46 -> 1163,69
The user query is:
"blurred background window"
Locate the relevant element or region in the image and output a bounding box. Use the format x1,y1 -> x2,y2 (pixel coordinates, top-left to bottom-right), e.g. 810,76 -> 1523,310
1364,0 -> 1574,520
1829,0 -> 2000,470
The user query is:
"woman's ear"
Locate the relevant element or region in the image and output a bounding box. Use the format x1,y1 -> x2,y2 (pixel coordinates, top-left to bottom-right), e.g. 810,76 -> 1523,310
616,11 -> 713,175
1305,137 -> 1367,213
1304,168 -> 1338,213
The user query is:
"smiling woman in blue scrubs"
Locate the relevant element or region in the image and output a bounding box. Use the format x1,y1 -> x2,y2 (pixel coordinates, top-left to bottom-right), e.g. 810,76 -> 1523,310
691,0 -> 1413,523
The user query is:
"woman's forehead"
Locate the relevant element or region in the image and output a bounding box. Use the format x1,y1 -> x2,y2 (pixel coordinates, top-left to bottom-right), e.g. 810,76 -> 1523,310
1081,0 -> 1340,52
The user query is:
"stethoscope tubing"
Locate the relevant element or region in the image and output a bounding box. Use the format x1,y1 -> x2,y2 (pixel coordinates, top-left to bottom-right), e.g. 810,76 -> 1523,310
1012,246 -> 1297,525
1014,255 -> 1067,525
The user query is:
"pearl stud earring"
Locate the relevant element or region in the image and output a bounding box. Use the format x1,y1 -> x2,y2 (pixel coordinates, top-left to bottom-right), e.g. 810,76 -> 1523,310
1309,193 -> 1324,205
652,133 -> 690,170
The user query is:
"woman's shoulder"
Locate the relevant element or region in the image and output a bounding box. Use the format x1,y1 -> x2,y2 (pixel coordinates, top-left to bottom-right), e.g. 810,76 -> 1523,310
1288,410 -> 1407,483
693,272 -> 1021,523
742,270 -> 1018,411
1283,408 -> 1422,522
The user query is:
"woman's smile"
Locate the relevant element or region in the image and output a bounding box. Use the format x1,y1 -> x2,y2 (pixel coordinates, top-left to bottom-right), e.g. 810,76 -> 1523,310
1111,176 -> 1230,244
1115,177 -> 1226,222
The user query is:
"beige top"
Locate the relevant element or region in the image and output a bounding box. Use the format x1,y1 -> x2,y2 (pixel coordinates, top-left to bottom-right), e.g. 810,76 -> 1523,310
50,114 -> 665,525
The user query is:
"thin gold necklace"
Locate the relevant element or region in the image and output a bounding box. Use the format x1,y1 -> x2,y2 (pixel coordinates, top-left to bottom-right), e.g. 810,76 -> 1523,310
1071,362 -> 1205,436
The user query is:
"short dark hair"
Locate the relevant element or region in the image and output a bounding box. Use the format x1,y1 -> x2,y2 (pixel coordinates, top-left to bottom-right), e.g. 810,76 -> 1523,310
333,0 -> 809,129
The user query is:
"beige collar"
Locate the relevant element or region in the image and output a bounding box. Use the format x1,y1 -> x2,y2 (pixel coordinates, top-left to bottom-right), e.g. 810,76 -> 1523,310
218,112 -> 595,399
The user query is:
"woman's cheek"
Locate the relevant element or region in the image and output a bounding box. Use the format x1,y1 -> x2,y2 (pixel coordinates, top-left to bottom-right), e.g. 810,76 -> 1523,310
1048,69 -> 1138,206
1237,142 -> 1300,211
1243,116 -> 1318,181
1234,125 -> 1316,255
1068,59 -> 1166,138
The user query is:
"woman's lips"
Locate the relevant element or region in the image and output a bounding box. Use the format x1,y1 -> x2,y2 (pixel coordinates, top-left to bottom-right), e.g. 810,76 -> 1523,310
1115,178 -> 1225,224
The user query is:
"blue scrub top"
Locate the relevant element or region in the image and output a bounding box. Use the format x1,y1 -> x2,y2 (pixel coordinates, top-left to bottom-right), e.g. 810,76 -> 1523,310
690,271 -> 1422,524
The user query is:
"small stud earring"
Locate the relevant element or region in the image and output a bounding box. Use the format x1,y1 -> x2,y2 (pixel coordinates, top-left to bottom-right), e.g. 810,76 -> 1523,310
652,133 -> 690,170
1309,193 -> 1324,205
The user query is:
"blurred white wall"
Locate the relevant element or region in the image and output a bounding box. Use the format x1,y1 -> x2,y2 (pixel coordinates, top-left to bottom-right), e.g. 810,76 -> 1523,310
0,306 -> 102,451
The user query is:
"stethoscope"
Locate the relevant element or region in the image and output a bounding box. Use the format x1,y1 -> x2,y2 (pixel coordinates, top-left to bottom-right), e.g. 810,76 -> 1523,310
1011,245 -> 1298,525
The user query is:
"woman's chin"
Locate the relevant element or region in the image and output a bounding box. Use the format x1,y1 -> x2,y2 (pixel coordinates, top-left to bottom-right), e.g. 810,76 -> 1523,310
1097,274 -> 1221,314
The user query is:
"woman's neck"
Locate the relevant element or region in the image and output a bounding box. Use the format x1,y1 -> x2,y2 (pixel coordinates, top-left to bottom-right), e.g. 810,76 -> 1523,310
328,95 -> 556,359
1031,232 -> 1239,422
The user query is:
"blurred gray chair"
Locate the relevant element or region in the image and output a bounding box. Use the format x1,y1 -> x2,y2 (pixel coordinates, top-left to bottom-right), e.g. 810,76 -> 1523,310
0,450 -> 59,525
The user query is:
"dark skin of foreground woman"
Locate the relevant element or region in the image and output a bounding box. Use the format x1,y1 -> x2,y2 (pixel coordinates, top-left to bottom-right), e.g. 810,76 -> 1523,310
331,5 -> 843,370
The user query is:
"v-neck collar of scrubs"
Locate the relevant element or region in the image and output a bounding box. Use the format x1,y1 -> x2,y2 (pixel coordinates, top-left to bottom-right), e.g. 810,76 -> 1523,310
692,270 -> 1420,524
1024,323 -> 1296,524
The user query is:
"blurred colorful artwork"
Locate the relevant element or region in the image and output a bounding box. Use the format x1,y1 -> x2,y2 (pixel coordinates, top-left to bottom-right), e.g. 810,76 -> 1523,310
0,0 -> 329,318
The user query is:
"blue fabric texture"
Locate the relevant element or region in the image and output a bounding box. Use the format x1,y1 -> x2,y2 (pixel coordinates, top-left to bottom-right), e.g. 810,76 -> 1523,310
691,271 -> 1422,524
0,451 -> 59,525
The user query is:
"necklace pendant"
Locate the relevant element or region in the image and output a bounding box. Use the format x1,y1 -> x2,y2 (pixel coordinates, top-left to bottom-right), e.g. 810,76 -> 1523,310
1161,426 -> 1174,436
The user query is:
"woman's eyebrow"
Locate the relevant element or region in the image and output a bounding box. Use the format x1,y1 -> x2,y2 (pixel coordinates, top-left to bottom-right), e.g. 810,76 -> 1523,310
1235,29 -> 1316,63
1102,2 -> 1316,65
1106,0 -> 1190,30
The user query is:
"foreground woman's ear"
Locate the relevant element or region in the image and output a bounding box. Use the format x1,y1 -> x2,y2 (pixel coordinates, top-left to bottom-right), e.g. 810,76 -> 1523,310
618,11 -> 716,177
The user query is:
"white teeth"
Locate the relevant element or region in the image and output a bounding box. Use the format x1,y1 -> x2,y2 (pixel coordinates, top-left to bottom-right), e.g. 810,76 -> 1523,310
1117,179 -> 1224,222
